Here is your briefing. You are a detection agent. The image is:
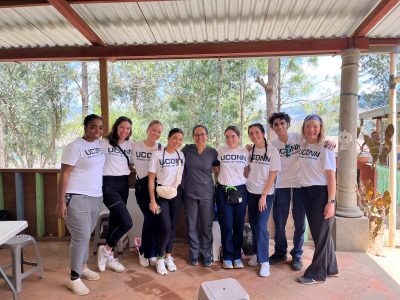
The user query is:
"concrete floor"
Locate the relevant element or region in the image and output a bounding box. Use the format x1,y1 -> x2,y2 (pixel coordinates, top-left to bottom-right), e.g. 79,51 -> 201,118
1,239 -> 400,300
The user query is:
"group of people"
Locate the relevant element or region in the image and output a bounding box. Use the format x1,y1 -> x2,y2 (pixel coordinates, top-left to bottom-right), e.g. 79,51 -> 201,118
55,112 -> 338,296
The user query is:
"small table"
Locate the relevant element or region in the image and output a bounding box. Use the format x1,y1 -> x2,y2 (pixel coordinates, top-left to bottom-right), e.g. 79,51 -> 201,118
0,221 -> 28,300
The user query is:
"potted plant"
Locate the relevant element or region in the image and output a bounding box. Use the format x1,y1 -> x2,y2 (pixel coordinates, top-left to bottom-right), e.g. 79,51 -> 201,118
357,180 -> 391,255
356,123 -> 394,255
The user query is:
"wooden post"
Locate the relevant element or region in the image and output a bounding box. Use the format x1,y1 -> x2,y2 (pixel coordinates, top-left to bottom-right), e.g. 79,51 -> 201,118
388,52 -> 398,247
99,59 -> 109,135
15,172 -> 24,220
35,173 -> 45,237
56,172 -> 65,238
0,173 -> 3,210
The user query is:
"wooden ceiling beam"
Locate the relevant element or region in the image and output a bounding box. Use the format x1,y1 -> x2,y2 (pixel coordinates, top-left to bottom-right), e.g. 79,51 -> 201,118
47,0 -> 104,46
352,0 -> 400,37
0,37 -> 370,62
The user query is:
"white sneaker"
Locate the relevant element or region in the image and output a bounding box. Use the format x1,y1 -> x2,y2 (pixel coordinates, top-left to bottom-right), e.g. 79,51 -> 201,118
259,262 -> 270,277
149,257 -> 157,266
165,256 -> 177,272
97,245 -> 111,272
67,278 -> 89,295
139,252 -> 149,267
106,256 -> 125,272
156,258 -> 168,275
248,255 -> 258,267
81,268 -> 100,281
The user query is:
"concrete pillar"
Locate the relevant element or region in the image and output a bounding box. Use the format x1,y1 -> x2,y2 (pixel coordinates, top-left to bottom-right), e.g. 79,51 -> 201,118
333,48 -> 369,252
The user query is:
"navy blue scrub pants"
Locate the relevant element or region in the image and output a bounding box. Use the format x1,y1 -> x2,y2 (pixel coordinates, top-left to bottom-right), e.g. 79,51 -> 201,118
273,187 -> 305,260
135,176 -> 159,258
247,191 -> 273,263
301,185 -> 338,281
215,183 -> 247,261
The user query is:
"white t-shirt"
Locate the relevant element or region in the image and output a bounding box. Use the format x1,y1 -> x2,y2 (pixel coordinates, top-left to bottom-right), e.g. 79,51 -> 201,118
132,141 -> 162,179
299,143 -> 336,187
217,146 -> 249,186
246,146 -> 281,195
148,149 -> 185,187
270,133 -> 302,188
99,139 -> 133,176
61,137 -> 105,197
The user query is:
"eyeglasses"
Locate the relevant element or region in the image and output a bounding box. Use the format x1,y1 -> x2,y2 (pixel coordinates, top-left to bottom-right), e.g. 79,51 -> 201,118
284,144 -> 291,158
194,133 -> 207,138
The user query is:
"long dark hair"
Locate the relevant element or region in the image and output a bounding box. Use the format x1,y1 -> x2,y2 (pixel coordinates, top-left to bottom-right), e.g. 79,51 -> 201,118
107,116 -> 132,147
248,123 -> 268,163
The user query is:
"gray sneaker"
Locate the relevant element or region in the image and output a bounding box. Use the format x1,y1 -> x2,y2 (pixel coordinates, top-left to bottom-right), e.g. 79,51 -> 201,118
291,259 -> 303,271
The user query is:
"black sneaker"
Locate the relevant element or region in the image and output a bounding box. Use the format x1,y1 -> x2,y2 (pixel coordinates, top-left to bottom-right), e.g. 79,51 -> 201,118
203,258 -> 212,267
327,272 -> 339,277
269,253 -> 287,265
189,258 -> 198,266
291,259 -> 303,271
298,276 -> 324,285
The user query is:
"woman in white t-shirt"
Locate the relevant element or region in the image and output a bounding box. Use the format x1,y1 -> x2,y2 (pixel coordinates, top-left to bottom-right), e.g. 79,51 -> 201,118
215,126 -> 249,269
56,114 -> 106,296
132,120 -> 163,268
148,128 -> 185,276
96,116 -> 134,274
246,123 -> 281,277
297,114 -> 339,285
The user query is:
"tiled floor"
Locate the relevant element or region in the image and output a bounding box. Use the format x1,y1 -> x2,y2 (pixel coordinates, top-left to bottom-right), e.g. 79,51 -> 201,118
1,239 -> 400,300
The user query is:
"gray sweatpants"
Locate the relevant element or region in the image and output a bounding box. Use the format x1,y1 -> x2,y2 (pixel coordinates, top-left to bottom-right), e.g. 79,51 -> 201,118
65,194 -> 102,275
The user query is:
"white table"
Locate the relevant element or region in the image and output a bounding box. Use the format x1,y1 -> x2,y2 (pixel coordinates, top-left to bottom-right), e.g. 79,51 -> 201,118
0,220 -> 28,300
0,221 -> 28,244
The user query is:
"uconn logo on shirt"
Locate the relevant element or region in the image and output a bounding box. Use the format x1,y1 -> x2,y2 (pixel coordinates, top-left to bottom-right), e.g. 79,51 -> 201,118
84,147 -> 102,158
159,158 -> 181,167
299,148 -> 321,160
278,144 -> 300,156
220,154 -> 247,164
135,151 -> 152,161
251,153 -> 271,165
108,147 -> 132,156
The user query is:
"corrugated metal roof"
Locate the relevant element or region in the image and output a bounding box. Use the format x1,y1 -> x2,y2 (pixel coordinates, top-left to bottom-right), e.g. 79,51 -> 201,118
0,0 -> 387,49
359,103 -> 400,120
0,6 -> 89,48
73,0 -> 381,45
367,2 -> 400,38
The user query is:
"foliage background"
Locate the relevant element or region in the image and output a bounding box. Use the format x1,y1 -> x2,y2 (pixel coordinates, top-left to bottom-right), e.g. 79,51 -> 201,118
0,54 -> 398,168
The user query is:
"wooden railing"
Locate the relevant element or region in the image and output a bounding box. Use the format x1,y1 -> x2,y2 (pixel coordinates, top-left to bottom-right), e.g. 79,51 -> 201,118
0,169 -> 137,238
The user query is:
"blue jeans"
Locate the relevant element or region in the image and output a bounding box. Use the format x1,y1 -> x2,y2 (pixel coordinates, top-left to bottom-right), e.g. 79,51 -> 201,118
247,191 -> 273,263
215,183 -> 247,261
273,187 -> 305,260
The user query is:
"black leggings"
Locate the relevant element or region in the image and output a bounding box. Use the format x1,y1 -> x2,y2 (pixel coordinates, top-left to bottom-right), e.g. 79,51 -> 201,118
135,176 -> 159,258
156,186 -> 183,257
102,175 -> 133,248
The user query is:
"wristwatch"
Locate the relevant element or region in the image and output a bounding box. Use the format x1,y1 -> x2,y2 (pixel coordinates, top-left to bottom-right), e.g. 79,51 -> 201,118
329,199 -> 336,204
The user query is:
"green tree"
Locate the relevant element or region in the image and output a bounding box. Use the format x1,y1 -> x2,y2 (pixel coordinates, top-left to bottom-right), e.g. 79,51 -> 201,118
359,54 -> 400,108
0,62 -> 74,167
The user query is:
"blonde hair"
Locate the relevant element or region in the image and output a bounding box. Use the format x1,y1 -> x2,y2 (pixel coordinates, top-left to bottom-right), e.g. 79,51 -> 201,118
147,120 -> 163,132
301,114 -> 325,145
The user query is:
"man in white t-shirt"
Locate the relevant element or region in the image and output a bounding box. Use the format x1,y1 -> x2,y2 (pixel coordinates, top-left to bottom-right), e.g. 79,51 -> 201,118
268,112 -> 305,271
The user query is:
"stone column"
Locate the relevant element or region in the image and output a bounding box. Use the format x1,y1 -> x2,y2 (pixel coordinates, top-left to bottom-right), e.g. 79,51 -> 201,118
333,48 -> 369,252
